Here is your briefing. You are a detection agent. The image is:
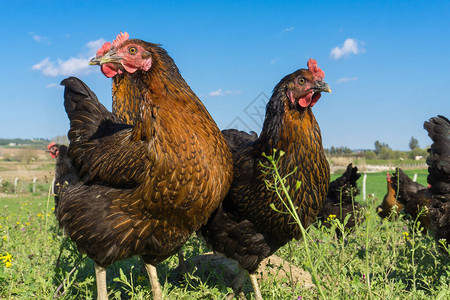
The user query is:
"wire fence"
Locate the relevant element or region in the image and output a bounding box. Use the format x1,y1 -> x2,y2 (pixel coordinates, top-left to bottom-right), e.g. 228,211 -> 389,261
0,176 -> 52,195
1,171 -> 419,201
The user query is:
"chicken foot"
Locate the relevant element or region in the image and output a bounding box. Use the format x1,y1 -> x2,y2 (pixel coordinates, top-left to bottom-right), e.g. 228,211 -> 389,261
145,263 -> 162,300
94,263 -> 108,300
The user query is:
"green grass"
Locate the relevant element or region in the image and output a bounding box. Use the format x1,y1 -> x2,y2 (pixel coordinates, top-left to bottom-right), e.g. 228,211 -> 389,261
0,171 -> 449,299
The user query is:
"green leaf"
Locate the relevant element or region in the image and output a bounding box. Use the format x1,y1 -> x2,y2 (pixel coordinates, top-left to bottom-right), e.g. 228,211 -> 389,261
295,180 -> 301,190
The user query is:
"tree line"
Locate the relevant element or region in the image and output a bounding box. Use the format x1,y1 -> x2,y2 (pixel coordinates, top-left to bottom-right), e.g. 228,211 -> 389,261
327,136 -> 428,160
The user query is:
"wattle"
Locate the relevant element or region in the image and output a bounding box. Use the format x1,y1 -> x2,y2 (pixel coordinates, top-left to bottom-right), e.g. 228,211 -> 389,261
298,92 -> 313,108
101,64 -> 118,78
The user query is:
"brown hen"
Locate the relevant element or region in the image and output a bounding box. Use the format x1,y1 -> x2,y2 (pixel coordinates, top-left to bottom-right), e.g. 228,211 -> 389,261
57,33 -> 233,300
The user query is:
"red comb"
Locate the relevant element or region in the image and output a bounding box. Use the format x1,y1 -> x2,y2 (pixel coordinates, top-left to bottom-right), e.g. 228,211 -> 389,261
113,32 -> 129,48
386,172 -> 391,181
307,58 -> 325,80
47,142 -> 56,150
96,42 -> 111,57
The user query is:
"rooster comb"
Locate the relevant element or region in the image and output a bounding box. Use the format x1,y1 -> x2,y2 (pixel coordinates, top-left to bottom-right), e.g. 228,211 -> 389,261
96,42 -> 111,57
307,59 -> 325,80
113,32 -> 130,48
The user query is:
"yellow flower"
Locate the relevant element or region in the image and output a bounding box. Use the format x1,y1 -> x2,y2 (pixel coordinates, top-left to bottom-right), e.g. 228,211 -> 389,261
137,275 -> 146,283
402,232 -> 410,241
2,236 -> 6,241
51,207 -> 55,211
0,225 -> 2,229
0,252 -> 12,263
25,222 -> 30,226
326,214 -> 337,222
37,213 -> 41,218
16,221 -> 20,225
5,261 -> 11,268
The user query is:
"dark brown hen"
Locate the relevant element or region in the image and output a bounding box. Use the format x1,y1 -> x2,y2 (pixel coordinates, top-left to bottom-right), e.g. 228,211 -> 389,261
57,34 -> 233,300
318,163 -> 364,232
200,59 -> 331,299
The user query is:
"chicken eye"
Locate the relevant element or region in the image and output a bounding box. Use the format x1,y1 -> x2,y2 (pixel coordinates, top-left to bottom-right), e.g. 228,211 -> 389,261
128,47 -> 137,55
298,77 -> 306,85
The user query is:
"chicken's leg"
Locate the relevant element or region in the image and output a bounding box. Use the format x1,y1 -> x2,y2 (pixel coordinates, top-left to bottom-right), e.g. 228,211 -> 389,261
226,267 -> 247,300
94,263 -> 108,300
145,263 -> 162,300
176,250 -> 188,281
249,273 -> 263,300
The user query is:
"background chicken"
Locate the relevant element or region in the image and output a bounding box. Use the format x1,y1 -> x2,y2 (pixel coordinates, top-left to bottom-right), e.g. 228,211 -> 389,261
46,142 -> 77,210
200,59 -> 331,299
377,168 -> 431,230
377,172 -> 405,219
57,33 -> 233,300
317,163 -> 364,232
377,116 -> 449,242
425,115 -> 450,248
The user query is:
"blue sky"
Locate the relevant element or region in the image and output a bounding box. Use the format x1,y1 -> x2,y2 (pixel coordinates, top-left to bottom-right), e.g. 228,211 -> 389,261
0,1 -> 449,150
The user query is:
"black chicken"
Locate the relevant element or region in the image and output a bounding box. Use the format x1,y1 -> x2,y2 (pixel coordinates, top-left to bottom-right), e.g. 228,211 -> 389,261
47,143 -> 78,211
200,59 -> 331,299
377,116 -> 449,241
317,163 -> 364,232
389,168 -> 430,230
425,115 -> 450,248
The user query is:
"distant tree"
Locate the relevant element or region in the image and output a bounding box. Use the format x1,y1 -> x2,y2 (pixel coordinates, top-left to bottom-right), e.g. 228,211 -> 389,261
327,146 -> 352,156
379,147 -> 393,159
343,147 -> 352,154
365,150 -> 376,160
374,140 -> 390,155
330,146 -> 336,155
409,136 -> 419,150
409,147 -> 427,160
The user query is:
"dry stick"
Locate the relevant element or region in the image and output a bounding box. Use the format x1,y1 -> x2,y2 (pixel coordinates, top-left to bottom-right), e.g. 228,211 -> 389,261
44,183 -> 52,243
53,265 -> 78,299
53,255 -> 85,299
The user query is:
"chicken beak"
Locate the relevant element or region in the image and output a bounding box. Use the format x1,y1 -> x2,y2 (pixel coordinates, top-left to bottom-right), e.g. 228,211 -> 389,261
89,51 -> 122,66
89,57 -> 102,65
315,81 -> 332,94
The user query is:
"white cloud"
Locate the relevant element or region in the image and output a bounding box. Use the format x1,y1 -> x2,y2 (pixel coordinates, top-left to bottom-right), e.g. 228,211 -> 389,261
33,38 -> 106,77
45,83 -> 58,88
283,26 -> 295,32
330,38 -> 364,59
30,32 -> 51,44
209,89 -> 242,97
270,58 -> 279,65
85,39 -> 106,56
209,89 -> 223,97
336,77 -> 358,83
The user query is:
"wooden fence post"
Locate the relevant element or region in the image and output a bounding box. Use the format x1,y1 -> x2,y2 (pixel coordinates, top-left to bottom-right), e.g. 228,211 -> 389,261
33,178 -> 37,193
51,178 -> 55,195
14,177 -> 19,194
363,173 -> 367,201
